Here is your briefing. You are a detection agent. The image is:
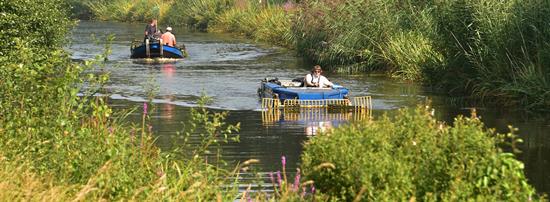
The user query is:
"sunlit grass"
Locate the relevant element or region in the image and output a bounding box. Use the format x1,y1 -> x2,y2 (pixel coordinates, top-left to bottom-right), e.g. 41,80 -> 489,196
213,5 -> 293,47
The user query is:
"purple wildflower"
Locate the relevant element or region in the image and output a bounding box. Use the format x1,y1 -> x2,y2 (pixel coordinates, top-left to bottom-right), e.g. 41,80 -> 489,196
143,102 -> 148,115
281,156 -> 286,168
293,171 -> 301,191
311,185 -> 316,194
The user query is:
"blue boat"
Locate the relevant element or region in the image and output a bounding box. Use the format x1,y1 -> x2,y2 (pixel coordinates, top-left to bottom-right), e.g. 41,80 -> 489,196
130,41 -> 185,59
258,78 -> 349,101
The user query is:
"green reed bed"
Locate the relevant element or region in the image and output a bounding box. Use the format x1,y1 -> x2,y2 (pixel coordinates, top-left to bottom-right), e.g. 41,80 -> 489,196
212,3 -> 294,47
443,1 -> 550,108
165,0 -> 233,31
294,0 -> 550,109
85,0 -> 173,22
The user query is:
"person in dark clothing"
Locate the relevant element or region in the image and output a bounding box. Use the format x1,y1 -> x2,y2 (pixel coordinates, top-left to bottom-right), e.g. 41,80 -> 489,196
144,19 -> 158,41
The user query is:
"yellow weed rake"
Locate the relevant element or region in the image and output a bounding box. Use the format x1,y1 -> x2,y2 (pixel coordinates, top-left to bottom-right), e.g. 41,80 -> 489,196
261,107 -> 372,125
261,96 -> 372,110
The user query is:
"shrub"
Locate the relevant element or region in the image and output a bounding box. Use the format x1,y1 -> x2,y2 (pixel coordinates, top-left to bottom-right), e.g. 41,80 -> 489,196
0,43 -> 241,199
301,106 -> 539,201
0,0 -> 74,54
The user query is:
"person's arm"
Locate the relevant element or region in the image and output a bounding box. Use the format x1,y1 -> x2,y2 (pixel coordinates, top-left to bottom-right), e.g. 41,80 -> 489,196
172,35 -> 176,46
321,76 -> 333,88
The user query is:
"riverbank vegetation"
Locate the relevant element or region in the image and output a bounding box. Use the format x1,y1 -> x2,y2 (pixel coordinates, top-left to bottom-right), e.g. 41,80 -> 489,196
302,107 -> 539,201
77,0 -> 550,110
1,0 -> 545,200
0,0 -> 241,200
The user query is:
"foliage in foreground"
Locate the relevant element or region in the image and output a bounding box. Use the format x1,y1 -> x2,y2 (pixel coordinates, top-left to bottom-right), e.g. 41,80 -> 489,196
0,41 -> 240,200
0,0 -> 242,200
301,106 -> 541,201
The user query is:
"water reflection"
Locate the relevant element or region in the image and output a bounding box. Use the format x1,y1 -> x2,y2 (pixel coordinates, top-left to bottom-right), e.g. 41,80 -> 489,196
305,121 -> 332,136
262,108 -> 371,136
161,63 -> 176,78
160,95 -> 176,119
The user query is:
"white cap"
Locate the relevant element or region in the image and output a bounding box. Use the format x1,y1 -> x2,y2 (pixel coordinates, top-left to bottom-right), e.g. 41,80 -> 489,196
166,27 -> 172,31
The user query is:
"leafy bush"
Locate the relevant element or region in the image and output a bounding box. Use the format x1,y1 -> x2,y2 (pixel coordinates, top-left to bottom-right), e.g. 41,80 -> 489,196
0,0 -> 74,54
301,106 -> 539,201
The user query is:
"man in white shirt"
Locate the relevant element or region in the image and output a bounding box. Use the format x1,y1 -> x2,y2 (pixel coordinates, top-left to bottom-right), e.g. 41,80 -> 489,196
161,27 -> 177,47
305,65 -> 333,88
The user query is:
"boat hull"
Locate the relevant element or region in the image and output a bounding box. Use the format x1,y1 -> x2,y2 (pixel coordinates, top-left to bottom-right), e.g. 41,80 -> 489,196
130,43 -> 184,59
259,81 -> 349,101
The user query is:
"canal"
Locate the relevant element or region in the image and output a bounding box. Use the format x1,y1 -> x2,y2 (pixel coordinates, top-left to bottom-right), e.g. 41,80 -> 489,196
69,21 -> 550,194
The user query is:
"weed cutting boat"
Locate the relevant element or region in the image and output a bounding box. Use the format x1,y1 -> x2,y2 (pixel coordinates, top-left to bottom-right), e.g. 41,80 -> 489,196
130,39 -> 186,59
258,77 -> 372,109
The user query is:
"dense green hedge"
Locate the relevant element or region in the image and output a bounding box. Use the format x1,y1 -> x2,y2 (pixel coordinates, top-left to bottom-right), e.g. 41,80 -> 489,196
301,106 -> 539,201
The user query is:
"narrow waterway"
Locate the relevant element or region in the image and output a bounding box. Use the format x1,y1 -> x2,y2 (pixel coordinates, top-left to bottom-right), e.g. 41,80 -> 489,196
69,21 -> 550,194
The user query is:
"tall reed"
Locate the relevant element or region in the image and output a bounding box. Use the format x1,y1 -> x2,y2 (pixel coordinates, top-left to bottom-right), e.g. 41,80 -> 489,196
213,2 -> 294,47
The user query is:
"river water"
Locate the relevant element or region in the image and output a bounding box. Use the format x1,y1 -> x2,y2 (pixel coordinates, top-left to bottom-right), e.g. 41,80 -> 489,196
69,21 -> 550,194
